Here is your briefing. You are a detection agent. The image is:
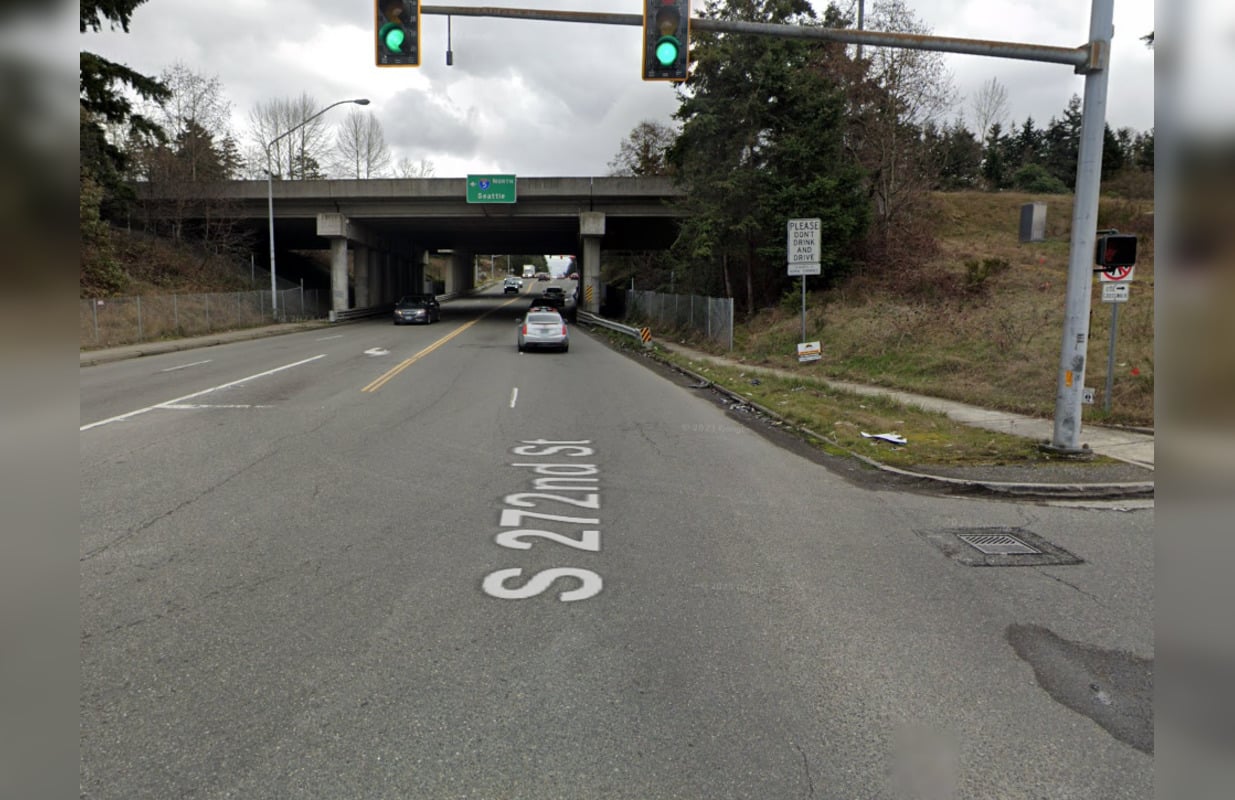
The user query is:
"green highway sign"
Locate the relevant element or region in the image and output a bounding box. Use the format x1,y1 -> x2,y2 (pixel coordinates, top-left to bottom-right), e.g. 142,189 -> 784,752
466,174 -> 517,204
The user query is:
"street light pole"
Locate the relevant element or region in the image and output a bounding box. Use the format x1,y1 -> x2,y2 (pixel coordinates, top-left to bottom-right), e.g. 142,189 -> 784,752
265,97 -> 370,317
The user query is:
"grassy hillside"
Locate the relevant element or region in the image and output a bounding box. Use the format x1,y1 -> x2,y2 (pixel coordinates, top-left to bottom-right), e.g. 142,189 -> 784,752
678,191 -> 1154,428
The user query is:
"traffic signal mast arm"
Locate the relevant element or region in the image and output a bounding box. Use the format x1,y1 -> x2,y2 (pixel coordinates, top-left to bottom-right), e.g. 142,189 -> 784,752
416,5 -> 1094,69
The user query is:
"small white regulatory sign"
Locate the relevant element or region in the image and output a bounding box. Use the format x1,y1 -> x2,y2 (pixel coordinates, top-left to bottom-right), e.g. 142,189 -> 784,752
787,218 -> 822,265
788,262 -> 821,276
1101,283 -> 1129,303
1083,387 -> 1096,404
1098,265 -> 1135,282
797,341 -> 822,362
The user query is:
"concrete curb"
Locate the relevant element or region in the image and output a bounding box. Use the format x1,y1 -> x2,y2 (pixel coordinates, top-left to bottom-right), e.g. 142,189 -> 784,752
79,321 -> 333,367
645,349 -> 1154,501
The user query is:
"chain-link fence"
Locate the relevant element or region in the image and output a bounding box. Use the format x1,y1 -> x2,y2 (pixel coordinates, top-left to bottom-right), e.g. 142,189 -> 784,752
80,288 -> 328,348
625,290 -> 734,350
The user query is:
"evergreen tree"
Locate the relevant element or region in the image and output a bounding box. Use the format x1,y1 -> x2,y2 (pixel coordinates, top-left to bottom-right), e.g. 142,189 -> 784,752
980,122 -> 1008,190
930,120 -> 982,190
670,0 -> 867,310
1042,94 -> 1082,189
80,1 -> 170,215
1101,123 -> 1125,179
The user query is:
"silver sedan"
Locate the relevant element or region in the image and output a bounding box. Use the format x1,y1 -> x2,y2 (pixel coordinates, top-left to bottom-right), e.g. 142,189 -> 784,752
517,309 -> 569,353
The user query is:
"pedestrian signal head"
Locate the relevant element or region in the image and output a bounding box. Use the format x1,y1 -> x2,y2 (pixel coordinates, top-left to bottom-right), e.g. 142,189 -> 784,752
1093,233 -> 1137,269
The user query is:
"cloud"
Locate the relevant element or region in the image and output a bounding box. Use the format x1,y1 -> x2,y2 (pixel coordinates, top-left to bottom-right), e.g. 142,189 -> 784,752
81,0 -> 1154,177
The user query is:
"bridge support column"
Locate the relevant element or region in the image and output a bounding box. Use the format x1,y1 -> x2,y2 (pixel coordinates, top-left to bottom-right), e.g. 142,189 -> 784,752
446,251 -> 473,295
328,238 -> 349,312
317,213 -> 356,312
412,247 -> 429,294
579,212 -> 605,314
354,244 -> 370,308
368,249 -> 382,305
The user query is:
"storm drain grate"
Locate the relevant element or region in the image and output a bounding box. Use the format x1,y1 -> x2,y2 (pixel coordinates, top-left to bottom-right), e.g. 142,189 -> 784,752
914,526 -> 1082,567
956,532 -> 1041,555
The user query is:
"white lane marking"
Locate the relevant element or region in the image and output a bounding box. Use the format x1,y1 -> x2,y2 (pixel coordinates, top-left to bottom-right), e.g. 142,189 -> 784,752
316,334 -> 344,341
161,403 -> 273,410
364,347 -> 390,357
80,354 -> 326,431
510,387 -> 519,408
159,359 -> 212,373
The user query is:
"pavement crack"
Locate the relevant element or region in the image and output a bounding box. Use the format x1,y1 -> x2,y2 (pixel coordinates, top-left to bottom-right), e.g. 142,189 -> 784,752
792,740 -> 816,799
82,447 -> 281,561
1036,568 -> 1108,608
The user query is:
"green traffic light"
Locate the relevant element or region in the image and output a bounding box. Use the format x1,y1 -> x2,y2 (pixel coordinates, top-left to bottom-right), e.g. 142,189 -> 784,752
384,26 -> 406,53
655,36 -> 680,67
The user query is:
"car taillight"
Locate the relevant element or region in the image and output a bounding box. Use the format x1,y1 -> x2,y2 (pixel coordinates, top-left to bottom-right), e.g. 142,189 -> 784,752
561,324 -> 567,335
521,324 -> 528,334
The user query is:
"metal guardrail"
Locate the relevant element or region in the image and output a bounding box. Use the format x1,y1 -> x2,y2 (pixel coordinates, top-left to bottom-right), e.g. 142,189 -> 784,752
329,304 -> 393,322
578,311 -> 652,348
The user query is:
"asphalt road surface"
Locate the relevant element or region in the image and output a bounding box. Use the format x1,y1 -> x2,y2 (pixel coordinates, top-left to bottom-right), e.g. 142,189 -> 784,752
80,286 -> 1153,799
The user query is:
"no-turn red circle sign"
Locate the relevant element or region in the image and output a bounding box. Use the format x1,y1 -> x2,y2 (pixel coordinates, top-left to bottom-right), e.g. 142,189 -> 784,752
1098,264 -> 1134,282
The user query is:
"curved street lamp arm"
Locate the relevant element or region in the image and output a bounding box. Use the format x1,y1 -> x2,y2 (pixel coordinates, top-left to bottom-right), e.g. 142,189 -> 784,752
264,98 -> 371,159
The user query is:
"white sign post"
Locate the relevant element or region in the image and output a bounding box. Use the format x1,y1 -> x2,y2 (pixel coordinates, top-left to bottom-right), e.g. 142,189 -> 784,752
787,218 -> 822,345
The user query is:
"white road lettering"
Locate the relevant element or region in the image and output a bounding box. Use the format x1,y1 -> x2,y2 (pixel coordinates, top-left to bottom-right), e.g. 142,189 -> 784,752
510,463 -> 599,476
499,508 -> 600,527
510,387 -> 519,408
495,529 -> 601,552
482,567 -> 602,602
364,347 -> 390,356
484,440 -> 604,602
504,492 -> 600,509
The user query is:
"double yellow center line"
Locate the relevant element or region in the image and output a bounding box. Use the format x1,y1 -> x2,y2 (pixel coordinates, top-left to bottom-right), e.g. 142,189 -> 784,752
362,296 -> 524,393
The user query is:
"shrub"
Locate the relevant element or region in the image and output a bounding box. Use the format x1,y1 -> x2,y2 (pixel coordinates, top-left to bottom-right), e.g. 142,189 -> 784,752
963,257 -> 1010,293
1011,164 -> 1070,194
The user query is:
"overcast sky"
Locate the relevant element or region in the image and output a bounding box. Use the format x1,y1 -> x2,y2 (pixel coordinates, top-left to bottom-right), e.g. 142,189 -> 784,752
80,0 -> 1157,178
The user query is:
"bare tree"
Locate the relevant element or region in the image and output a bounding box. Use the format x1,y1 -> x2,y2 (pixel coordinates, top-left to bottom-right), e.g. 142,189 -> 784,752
333,108 -> 391,178
607,119 -> 677,177
847,0 -> 955,241
247,92 -> 332,180
140,62 -> 234,181
395,157 -> 436,177
969,76 -> 1009,145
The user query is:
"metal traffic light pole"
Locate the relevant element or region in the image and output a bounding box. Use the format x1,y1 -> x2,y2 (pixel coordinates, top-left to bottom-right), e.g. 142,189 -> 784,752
420,1 -> 1116,452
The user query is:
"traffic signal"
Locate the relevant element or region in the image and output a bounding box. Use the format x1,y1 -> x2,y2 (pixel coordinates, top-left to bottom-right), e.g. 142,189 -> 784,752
1094,233 -> 1137,269
643,0 -> 690,82
376,0 -> 420,67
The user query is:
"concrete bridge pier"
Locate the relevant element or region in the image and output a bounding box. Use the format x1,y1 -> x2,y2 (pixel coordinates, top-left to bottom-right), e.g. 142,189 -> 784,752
579,212 -> 605,314
354,244 -> 370,308
445,250 -> 474,295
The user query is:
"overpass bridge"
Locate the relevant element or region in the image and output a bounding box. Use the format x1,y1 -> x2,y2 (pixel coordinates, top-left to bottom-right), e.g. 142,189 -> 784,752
136,176 -> 685,315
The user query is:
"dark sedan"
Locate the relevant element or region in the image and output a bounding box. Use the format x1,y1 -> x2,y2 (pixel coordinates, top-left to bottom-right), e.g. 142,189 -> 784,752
393,294 -> 441,325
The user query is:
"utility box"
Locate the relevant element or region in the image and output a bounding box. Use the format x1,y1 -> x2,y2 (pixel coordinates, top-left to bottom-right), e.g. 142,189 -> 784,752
1019,202 -> 1047,243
